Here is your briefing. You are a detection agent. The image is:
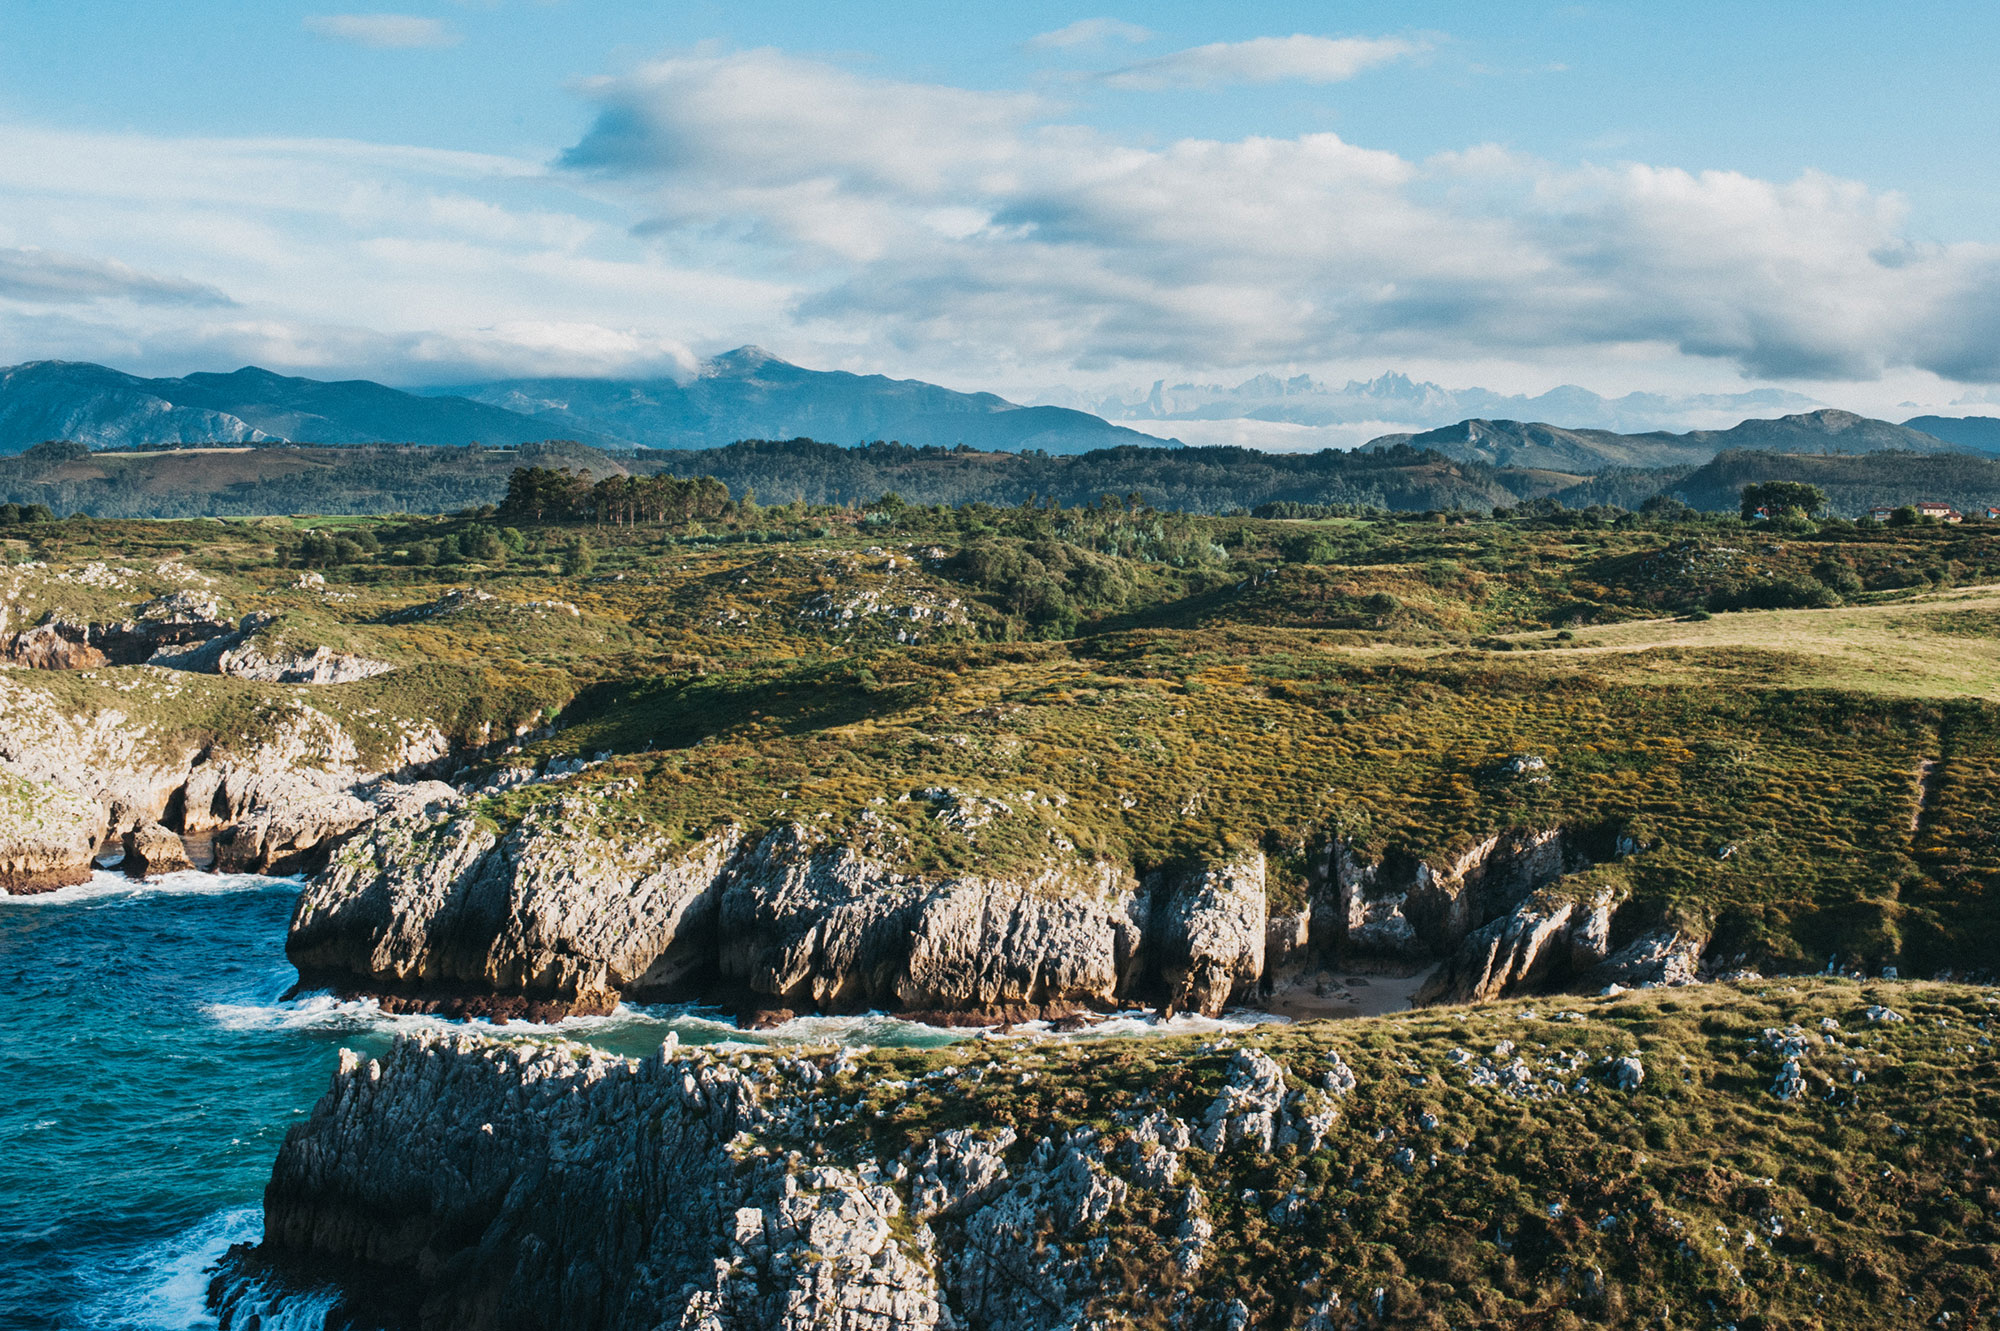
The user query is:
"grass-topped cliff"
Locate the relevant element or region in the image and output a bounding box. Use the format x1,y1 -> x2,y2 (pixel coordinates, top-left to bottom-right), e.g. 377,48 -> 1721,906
6,497 -> 2000,981
234,977 -> 2000,1330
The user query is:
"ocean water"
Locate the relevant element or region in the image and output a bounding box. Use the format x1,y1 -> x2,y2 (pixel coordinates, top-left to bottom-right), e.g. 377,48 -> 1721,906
0,868 -> 1280,1329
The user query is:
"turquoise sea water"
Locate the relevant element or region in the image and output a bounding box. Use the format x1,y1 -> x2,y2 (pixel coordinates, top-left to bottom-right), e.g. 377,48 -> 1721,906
1,868 -> 1276,1329
0,869 -> 981,1329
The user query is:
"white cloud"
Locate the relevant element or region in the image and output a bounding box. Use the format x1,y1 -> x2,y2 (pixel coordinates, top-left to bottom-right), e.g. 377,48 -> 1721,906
4,45 -> 1999,401
1098,34 -> 1422,90
0,122 -> 789,381
303,14 -> 461,49
1026,18 -> 1153,51
561,49 -> 2000,388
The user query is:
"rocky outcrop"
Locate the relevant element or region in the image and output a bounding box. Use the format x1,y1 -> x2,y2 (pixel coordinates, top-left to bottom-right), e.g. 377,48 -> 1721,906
149,611 -> 394,683
214,1028 -> 1350,1331
0,617 -> 108,670
291,784 -> 738,1018
220,1034 -> 951,1331
122,819 -> 194,877
88,589 -> 236,665
0,665 -> 456,883
1593,926 -> 1706,989
1148,859 -> 1267,1016
0,772 -> 107,893
289,802 -> 1272,1022
1415,888 -> 1618,1006
1327,826 -> 1581,962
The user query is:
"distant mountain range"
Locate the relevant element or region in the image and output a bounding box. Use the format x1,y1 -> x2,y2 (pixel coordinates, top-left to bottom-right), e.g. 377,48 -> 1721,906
1364,410 -> 1969,473
0,349 -> 1173,456
5,351 -> 1998,479
1079,369 -> 1828,435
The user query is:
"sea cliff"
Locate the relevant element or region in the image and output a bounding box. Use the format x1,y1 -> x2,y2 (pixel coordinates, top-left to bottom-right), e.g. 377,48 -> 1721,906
215,979 -> 2000,1329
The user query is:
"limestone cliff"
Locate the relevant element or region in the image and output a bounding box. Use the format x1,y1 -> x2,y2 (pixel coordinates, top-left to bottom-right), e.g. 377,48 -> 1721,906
0,770 -> 107,893
288,779 -> 1709,1020
217,980 -> 2000,1330
288,793 -> 1275,1021
0,663 -> 455,876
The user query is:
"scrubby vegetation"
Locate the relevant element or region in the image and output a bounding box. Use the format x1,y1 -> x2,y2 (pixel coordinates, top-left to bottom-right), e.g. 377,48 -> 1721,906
813,978 -> 2000,1329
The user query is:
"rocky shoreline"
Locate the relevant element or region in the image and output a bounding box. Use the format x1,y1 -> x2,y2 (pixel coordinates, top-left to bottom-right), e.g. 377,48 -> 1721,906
210,979 -> 2000,1330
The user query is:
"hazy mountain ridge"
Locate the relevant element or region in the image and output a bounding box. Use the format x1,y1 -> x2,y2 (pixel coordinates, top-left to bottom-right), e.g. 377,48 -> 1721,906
0,361 -> 611,454
1366,409 -> 1963,472
1081,369 -> 1827,434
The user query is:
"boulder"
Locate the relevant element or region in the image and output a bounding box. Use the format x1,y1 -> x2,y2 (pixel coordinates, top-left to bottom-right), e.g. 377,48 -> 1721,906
122,819 -> 193,877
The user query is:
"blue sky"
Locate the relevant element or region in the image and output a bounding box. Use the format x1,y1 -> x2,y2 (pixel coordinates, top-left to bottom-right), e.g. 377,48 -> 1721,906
2,1 -> 1997,423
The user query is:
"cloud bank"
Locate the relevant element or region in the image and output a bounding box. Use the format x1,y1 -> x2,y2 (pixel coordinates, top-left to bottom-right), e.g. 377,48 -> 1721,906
1,39 -> 1998,398
562,48 -> 2000,385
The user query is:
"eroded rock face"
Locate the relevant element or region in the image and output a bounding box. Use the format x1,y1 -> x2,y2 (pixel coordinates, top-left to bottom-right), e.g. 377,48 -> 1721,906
218,1030 -> 1344,1331
1331,827 -> 1579,963
0,665 -> 456,885
1594,927 -> 1706,989
1150,858 -> 1268,1017
0,619 -> 108,670
224,1035 -> 952,1331
0,773 -> 107,894
290,811 -> 1274,1022
895,871 -> 1145,1014
291,785 -> 740,1017
1416,887 -> 1623,1006
149,612 -> 394,684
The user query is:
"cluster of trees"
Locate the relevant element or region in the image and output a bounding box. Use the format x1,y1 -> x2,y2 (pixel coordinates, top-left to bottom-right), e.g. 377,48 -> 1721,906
950,539 -> 1143,636
499,467 -> 731,525
0,502 -> 55,524
1739,481 -> 1828,520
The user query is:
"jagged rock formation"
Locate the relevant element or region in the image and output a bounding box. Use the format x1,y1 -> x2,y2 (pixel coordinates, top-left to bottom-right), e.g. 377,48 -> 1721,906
217,981 -> 2000,1330
148,611 -> 394,684
0,617 -> 107,669
1149,860 -> 1267,1015
1416,889 -> 1617,1006
291,792 -> 1275,1021
0,661 -> 456,879
0,771 -> 107,893
214,1029 -> 1355,1330
0,575 -> 391,681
